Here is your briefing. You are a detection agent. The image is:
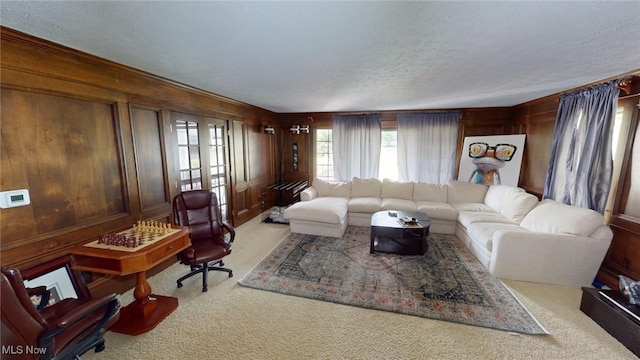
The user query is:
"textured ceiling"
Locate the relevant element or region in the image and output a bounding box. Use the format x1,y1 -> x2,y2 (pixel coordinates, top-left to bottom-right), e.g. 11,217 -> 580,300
1,1 -> 639,113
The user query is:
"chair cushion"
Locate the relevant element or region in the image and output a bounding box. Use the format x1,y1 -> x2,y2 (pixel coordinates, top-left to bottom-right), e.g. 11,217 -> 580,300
181,241 -> 228,264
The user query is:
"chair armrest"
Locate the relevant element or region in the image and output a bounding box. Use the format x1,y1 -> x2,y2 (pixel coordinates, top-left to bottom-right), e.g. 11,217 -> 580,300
39,294 -> 120,352
223,222 -> 236,243
53,294 -> 118,328
27,285 -> 47,296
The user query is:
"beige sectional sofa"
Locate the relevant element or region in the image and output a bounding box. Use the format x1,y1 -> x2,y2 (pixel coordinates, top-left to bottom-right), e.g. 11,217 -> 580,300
283,177 -> 613,286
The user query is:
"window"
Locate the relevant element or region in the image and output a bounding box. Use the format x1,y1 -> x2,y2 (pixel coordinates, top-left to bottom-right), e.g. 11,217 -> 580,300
315,129 -> 333,180
315,128 -> 399,181
379,130 -> 397,180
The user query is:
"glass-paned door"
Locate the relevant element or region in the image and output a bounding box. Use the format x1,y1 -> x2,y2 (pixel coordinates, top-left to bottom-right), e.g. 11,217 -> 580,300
208,123 -> 229,220
175,116 -> 230,221
177,120 -> 202,190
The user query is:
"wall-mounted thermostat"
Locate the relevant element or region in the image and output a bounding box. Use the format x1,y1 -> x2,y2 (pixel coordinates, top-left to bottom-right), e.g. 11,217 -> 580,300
0,189 -> 31,209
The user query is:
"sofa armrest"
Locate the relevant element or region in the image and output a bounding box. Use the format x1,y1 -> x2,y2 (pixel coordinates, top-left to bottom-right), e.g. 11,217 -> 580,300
490,231 -> 612,287
301,187 -> 318,201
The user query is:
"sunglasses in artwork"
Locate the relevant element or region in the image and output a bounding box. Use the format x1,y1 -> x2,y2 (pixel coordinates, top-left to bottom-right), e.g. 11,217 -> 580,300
468,142 -> 517,162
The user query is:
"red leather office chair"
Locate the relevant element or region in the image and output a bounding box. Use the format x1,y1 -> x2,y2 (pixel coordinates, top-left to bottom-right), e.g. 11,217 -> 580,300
173,189 -> 234,292
1,258 -> 120,360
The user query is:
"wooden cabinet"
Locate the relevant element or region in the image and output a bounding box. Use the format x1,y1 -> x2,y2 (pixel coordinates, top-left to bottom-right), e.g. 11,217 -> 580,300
601,221 -> 640,286
599,94 -> 640,287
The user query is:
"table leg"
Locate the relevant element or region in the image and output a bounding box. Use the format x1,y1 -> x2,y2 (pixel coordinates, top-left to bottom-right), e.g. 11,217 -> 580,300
132,272 -> 157,317
109,271 -> 179,335
370,228 -> 375,253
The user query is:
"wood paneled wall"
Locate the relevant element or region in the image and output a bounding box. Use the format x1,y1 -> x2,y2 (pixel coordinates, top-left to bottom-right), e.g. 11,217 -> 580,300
511,94 -> 560,197
0,28 -> 277,295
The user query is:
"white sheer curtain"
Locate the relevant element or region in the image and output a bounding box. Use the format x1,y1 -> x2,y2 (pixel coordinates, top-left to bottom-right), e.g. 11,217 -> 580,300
332,113 -> 381,181
397,111 -> 460,184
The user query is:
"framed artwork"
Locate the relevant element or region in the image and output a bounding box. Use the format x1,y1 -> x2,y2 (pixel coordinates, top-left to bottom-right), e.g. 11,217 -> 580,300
457,134 -> 526,186
21,256 -> 87,309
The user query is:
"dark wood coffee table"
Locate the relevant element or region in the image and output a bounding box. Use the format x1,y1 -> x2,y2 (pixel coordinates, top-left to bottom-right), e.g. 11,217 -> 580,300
370,210 -> 431,255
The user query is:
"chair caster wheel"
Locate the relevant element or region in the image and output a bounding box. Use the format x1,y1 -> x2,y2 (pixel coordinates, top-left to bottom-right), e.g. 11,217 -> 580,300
228,272 -> 233,278
202,287 -> 208,292
177,282 -> 183,288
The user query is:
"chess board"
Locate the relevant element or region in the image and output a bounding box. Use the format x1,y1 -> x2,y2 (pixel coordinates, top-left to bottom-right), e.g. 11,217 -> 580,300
84,227 -> 182,252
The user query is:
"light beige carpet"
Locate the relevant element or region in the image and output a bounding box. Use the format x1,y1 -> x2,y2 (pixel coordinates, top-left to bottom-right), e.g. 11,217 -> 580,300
83,215 -> 637,360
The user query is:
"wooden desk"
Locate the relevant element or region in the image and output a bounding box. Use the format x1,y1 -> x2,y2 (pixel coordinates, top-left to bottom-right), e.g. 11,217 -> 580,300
70,226 -> 191,335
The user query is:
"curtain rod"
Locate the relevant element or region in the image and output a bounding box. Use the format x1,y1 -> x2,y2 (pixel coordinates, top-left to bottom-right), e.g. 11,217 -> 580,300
617,76 -> 634,95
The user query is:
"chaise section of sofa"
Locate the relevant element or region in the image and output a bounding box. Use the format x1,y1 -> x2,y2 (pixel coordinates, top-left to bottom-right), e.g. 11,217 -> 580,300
283,179 -> 350,237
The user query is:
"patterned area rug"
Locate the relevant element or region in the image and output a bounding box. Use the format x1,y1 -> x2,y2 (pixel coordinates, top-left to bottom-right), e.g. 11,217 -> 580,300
239,226 -> 548,334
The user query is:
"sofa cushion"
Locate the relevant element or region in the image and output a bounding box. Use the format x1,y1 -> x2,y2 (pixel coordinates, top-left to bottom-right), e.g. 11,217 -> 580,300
500,191 -> 539,223
413,182 -> 448,202
466,222 -> 531,251
312,178 -> 351,198
351,177 -> 382,197
446,180 -> 488,204
590,225 -> 614,242
520,199 -> 604,236
457,211 -> 516,228
451,203 -> 496,213
415,201 -> 458,221
381,198 -> 418,212
484,185 -> 523,212
381,179 -> 414,200
348,197 -> 382,213
283,197 -> 349,224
